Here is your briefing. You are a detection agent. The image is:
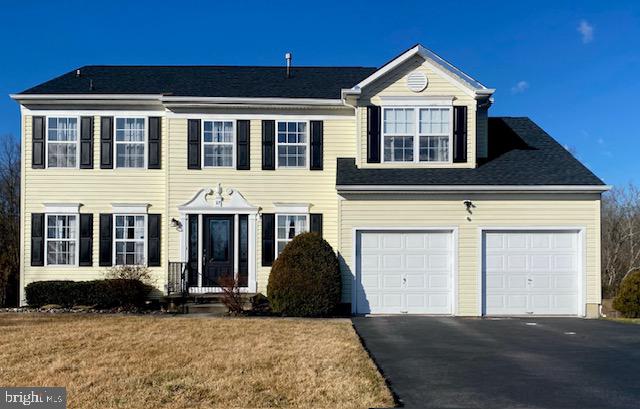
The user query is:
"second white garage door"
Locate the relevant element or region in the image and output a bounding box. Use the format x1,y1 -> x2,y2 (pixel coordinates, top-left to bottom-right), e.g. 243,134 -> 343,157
483,230 -> 581,316
356,230 -> 453,314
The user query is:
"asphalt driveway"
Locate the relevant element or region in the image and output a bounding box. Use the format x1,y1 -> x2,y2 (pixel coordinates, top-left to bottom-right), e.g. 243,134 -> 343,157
352,317 -> 640,409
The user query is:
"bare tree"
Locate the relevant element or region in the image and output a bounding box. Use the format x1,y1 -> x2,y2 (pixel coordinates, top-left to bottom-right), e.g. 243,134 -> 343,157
0,135 -> 20,306
601,183 -> 640,298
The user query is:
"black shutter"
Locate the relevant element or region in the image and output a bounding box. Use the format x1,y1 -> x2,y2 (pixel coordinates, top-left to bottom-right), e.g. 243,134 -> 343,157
30,213 -> 44,266
188,215 -> 199,286
238,214 -> 249,287
79,214 -> 93,266
453,106 -> 468,163
187,119 -> 201,169
310,120 -> 323,170
99,214 -> 113,266
32,116 -> 45,169
100,117 -> 113,169
147,214 -> 161,267
310,213 -> 323,237
236,119 -> 250,170
261,120 -> 275,170
148,117 -> 161,169
80,116 -> 93,169
261,213 -> 275,266
367,106 -> 381,163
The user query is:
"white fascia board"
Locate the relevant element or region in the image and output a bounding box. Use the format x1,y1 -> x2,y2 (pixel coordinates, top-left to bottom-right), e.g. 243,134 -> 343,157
273,202 -> 311,214
378,96 -> 454,106
336,185 -> 612,193
161,96 -> 344,106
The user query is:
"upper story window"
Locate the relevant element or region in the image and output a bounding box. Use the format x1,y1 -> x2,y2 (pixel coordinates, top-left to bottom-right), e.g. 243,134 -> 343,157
46,214 -> 77,265
276,214 -> 308,256
47,117 -> 78,168
115,118 -> 145,168
382,107 -> 452,163
114,215 -> 145,265
203,121 -> 234,167
277,121 -> 307,168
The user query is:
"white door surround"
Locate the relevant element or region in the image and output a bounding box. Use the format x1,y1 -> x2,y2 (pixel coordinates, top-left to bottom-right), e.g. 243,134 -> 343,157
479,227 -> 585,317
177,184 -> 259,293
352,227 -> 457,315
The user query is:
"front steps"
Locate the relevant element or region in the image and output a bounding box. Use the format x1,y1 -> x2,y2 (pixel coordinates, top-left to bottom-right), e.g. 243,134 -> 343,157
163,293 -> 256,315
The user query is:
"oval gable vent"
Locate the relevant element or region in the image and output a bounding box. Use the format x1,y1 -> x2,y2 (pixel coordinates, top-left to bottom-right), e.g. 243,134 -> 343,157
406,71 -> 428,92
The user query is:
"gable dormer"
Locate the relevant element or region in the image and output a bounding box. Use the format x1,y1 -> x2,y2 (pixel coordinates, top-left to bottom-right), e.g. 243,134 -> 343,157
342,44 -> 494,168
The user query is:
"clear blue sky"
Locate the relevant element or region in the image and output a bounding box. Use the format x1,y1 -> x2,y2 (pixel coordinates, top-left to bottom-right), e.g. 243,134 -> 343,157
1,0 -> 638,186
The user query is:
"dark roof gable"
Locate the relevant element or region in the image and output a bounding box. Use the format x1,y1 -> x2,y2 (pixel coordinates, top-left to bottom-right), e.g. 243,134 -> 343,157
20,65 -> 378,99
336,117 -> 605,186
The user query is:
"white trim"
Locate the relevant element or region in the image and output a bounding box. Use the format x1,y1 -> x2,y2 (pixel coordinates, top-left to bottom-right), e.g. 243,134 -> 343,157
22,109 -> 165,117
379,96 -> 455,106
44,213 -> 80,268
275,120 -> 310,169
477,226 -> 586,317
273,203 -> 311,214
380,106 -> 453,164
275,213 -> 309,259
201,119 -> 236,169
113,116 -> 148,169
351,226 -> 458,315
167,112 -> 353,121
337,185 -> 612,193
43,203 -> 81,214
162,96 -> 344,106
44,116 -> 81,169
113,214 -> 147,267
11,94 -> 163,100
111,203 -> 149,214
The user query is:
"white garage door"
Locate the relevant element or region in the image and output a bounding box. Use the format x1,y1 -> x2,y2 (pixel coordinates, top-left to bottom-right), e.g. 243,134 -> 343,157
356,231 -> 453,314
483,231 -> 580,316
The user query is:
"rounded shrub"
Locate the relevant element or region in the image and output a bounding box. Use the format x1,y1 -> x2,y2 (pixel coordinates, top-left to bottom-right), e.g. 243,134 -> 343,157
267,232 -> 341,317
613,270 -> 640,318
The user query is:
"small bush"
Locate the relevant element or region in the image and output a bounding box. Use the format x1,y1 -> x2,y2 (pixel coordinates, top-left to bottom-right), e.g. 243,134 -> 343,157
613,270 -> 640,318
104,265 -> 155,285
267,232 -> 341,317
249,293 -> 271,314
218,276 -> 245,315
25,279 -> 153,309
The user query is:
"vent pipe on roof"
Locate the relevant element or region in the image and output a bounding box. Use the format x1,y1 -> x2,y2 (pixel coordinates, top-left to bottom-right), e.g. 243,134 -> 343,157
75,69 -> 81,77
285,52 -> 292,78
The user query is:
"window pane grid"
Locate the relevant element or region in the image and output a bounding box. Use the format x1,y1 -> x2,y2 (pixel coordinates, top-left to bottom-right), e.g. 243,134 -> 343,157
115,215 -> 145,265
47,117 -> 78,168
419,108 -> 450,162
203,121 -> 234,167
277,122 -> 307,168
115,118 -> 145,168
46,215 -> 77,265
276,214 -> 308,256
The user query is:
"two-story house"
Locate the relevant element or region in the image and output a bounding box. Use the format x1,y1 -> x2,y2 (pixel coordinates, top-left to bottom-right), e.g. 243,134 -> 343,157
12,44 -> 608,317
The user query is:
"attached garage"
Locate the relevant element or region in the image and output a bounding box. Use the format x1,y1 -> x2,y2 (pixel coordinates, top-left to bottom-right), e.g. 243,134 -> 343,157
482,230 -> 583,316
355,229 -> 455,314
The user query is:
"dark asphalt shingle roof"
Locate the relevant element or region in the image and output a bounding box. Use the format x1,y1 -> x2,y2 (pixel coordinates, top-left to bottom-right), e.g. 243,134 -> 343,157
19,66 -> 377,99
337,117 -> 605,186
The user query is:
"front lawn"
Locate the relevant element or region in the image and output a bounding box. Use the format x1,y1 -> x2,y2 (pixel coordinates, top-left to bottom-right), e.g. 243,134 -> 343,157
0,314 -> 393,408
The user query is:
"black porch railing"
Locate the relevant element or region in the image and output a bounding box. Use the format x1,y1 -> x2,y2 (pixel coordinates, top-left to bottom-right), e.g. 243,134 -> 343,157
166,261 -> 188,297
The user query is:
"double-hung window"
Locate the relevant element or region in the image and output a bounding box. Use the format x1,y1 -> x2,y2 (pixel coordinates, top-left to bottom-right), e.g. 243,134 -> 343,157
276,214 -> 308,256
46,214 -> 77,265
47,117 -> 78,168
277,121 -> 307,168
382,107 -> 452,163
114,215 -> 146,265
203,120 -> 234,167
115,118 -> 146,168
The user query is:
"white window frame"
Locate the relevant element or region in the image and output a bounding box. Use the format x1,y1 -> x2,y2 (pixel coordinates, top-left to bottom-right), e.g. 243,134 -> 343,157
114,116 -> 148,169
381,106 -> 453,164
44,213 -> 79,267
275,213 -> 309,258
113,214 -> 147,266
202,119 -> 236,168
45,116 -> 80,169
275,120 -> 310,169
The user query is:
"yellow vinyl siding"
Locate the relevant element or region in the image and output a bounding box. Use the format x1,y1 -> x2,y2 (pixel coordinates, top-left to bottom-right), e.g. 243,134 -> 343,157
166,116 -> 355,294
357,55 -> 477,168
21,115 -> 167,295
338,194 -> 601,316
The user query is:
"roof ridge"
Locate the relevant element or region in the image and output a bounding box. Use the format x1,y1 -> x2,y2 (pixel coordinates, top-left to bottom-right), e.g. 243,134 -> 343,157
76,65 -> 378,69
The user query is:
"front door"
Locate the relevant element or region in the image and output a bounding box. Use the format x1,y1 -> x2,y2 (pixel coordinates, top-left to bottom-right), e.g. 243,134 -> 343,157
202,215 -> 234,286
